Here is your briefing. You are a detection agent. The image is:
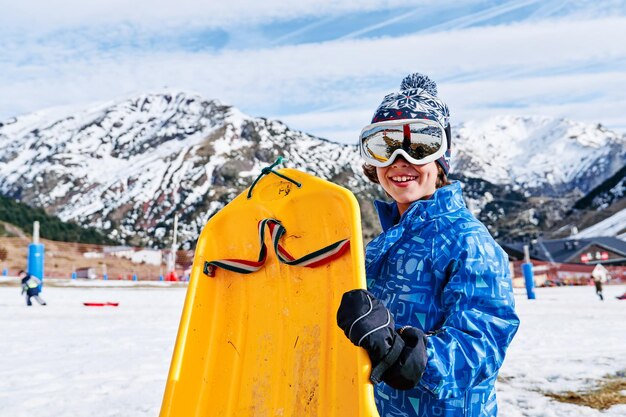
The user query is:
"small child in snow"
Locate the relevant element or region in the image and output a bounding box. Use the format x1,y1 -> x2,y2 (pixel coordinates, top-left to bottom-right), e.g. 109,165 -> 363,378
19,270 -> 47,306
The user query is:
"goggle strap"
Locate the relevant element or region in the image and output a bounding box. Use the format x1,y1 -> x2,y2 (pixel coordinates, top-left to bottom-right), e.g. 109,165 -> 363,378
445,124 -> 452,150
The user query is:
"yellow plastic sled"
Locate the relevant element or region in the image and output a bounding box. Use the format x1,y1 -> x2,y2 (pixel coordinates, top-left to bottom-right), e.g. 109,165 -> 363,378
160,166 -> 379,417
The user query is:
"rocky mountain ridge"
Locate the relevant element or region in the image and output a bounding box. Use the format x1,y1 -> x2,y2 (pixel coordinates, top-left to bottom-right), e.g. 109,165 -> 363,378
1,91 -> 624,247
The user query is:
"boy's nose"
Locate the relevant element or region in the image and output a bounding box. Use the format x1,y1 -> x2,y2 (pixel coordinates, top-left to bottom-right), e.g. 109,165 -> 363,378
391,155 -> 410,167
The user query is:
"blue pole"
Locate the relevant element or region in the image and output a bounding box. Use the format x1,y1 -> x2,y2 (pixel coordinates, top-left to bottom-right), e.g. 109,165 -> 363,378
28,243 -> 45,289
522,263 -> 536,299
27,221 -> 45,291
521,245 -> 536,300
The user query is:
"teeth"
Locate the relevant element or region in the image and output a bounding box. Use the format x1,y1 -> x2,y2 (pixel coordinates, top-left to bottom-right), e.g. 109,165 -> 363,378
392,176 -> 416,182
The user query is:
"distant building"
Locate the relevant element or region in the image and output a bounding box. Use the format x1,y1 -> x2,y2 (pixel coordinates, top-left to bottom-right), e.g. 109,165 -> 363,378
103,246 -> 163,266
501,236 -> 626,266
103,246 -> 134,255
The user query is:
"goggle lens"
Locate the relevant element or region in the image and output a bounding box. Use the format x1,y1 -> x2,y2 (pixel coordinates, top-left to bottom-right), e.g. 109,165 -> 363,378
360,121 -> 446,166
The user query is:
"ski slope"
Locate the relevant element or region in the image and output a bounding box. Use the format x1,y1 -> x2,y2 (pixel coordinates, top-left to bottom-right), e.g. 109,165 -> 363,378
0,281 -> 625,417
573,208 -> 626,240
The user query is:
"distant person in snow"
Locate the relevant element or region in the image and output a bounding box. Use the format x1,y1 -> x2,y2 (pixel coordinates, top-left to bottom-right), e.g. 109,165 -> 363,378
593,275 -> 604,301
591,264 -> 609,301
336,73 -> 519,417
19,270 -> 47,306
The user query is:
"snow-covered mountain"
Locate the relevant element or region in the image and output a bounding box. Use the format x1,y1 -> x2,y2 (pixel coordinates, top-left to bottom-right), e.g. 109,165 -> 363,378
454,116 -> 625,195
572,208 -> 626,240
0,92 -> 383,246
0,91 -> 624,247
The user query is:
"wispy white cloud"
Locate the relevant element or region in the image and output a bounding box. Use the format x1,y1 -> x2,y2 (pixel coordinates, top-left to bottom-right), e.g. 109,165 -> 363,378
269,16 -> 340,46
0,0 -> 423,31
1,3 -> 626,143
338,0 -> 540,39
420,0 -> 543,32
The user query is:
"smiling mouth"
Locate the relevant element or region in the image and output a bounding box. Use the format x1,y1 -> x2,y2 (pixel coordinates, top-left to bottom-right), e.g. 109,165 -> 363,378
390,175 -> 417,183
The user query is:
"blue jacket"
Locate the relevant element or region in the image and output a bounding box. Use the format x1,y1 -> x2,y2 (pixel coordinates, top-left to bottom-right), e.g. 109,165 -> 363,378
366,182 -> 519,417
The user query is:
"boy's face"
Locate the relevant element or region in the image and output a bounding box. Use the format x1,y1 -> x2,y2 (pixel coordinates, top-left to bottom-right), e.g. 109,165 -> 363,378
376,157 -> 439,215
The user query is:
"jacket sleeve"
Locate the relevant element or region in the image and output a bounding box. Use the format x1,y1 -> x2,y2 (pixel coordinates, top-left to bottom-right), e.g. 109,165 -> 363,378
418,236 -> 520,399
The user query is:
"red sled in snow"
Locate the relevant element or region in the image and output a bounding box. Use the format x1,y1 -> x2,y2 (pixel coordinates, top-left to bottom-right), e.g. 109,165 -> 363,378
83,302 -> 119,307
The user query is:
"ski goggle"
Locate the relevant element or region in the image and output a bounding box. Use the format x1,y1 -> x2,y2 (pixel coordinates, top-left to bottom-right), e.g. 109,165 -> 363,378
359,119 -> 447,167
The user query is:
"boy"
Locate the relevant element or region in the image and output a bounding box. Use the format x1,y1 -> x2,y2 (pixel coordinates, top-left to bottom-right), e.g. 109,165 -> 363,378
338,73 -> 519,416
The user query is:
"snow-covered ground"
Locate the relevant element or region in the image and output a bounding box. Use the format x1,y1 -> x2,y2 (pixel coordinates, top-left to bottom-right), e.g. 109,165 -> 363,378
0,283 -> 187,417
0,282 -> 625,417
498,285 -> 626,417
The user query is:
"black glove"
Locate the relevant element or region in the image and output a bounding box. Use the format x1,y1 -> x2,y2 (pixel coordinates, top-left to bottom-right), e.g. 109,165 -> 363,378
336,289 -> 428,390
336,289 -> 405,384
382,326 -> 428,390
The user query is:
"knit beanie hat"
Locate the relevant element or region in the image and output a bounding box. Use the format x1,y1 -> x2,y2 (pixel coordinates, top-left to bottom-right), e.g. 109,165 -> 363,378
370,73 -> 451,174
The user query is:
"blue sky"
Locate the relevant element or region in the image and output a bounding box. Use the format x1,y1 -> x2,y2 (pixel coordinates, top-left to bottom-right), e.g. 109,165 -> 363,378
1,0 -> 626,143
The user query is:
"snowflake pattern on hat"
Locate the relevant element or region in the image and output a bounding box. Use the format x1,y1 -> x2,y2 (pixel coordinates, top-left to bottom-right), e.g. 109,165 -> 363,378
371,88 -> 450,129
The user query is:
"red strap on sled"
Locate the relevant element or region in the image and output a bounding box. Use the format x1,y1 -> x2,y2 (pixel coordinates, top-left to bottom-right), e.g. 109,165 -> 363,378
203,218 -> 350,277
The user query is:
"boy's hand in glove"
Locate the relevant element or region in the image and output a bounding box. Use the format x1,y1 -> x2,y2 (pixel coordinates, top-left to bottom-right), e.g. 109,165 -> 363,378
384,326 -> 428,390
336,289 -> 428,390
